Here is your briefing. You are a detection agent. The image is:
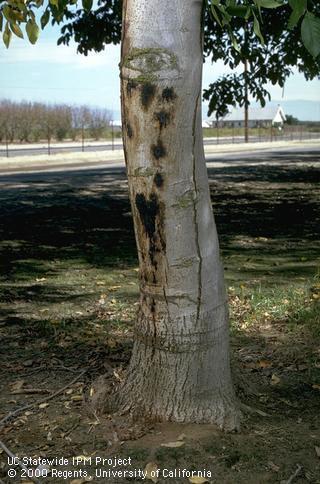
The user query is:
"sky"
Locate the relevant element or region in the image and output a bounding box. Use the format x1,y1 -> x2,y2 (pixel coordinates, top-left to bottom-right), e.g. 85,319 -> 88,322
0,21 -> 319,121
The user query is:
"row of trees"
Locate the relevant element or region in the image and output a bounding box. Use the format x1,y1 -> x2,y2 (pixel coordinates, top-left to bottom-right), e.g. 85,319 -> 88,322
0,100 -> 112,142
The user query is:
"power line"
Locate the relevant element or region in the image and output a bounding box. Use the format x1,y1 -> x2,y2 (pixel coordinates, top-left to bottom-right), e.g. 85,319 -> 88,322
0,86 -> 108,91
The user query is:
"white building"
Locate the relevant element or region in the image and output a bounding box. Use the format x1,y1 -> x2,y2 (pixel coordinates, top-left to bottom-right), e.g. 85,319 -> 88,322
221,104 -> 286,128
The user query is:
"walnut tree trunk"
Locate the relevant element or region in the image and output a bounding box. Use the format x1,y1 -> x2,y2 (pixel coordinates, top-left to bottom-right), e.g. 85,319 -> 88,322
118,0 -> 240,431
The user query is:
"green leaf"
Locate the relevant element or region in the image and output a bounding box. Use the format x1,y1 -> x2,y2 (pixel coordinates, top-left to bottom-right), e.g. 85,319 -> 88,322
217,4 -> 231,24
211,4 -> 222,27
2,5 -> 13,22
3,22 -> 12,48
26,19 -> 39,44
226,5 -> 248,18
82,0 -> 93,12
301,12 -> 320,58
10,22 -> 23,38
49,0 -> 59,8
230,31 -> 240,52
256,0 -> 282,8
41,10 -> 50,29
288,0 -> 307,29
253,12 -> 265,45
245,7 -> 252,20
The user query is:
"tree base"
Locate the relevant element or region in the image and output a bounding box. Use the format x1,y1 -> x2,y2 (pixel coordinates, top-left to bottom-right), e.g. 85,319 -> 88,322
113,338 -> 241,432
114,380 -> 240,432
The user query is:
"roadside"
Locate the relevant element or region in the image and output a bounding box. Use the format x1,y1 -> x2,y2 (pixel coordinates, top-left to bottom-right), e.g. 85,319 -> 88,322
0,138 -> 320,175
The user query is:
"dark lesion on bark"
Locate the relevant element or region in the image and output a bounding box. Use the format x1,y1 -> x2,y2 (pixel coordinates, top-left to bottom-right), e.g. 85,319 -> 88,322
154,110 -> 171,130
140,83 -> 156,109
126,122 -> 134,139
135,191 -> 166,284
151,139 -> 167,160
162,87 -> 177,102
153,173 -> 164,189
135,193 -> 159,240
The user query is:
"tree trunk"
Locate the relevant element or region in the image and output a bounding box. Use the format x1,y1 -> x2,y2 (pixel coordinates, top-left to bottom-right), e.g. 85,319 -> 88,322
117,0 -> 240,431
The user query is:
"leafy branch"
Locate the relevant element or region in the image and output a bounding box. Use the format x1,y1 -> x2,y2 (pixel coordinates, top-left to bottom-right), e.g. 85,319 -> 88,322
208,0 -> 320,58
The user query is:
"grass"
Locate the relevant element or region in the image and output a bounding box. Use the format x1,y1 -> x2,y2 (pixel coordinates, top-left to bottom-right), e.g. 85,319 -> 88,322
228,275 -> 320,337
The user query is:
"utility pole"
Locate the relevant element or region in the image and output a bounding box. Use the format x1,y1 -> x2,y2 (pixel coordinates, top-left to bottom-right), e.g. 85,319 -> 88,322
5,127 -> 9,157
244,58 -> 249,143
243,23 -> 249,143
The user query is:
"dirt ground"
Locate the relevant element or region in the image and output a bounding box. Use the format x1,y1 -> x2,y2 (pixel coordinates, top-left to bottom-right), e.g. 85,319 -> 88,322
0,150 -> 320,483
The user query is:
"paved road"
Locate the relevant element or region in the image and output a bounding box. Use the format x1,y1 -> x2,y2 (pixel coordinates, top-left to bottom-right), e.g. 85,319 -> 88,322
1,134 -> 319,158
0,145 -> 319,181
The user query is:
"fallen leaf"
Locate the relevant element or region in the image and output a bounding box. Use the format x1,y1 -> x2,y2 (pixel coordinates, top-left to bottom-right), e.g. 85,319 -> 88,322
258,360 -> 272,369
39,403 -> 49,409
312,384 -> 320,391
270,374 -> 281,386
161,441 -> 185,448
144,462 -> 159,483
315,446 -> 320,458
36,277 -> 47,282
113,370 -> 123,382
268,461 -> 280,472
10,380 -> 24,392
177,433 -> 187,441
71,395 -> 83,401
107,338 -> 117,349
188,477 -> 210,484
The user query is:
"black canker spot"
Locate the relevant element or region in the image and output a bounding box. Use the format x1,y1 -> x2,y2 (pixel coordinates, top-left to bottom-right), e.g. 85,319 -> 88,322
151,298 -> 156,313
135,193 -> 159,240
141,83 -> 156,109
155,111 -> 171,130
126,122 -> 133,139
135,192 -> 165,268
162,87 -> 176,102
151,140 -> 166,160
154,173 -> 164,188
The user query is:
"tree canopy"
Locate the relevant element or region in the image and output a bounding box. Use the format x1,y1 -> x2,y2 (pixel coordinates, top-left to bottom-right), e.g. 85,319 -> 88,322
0,0 -> 319,117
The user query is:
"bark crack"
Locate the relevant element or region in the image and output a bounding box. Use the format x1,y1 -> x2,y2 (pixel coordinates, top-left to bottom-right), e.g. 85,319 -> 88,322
192,87 -> 202,326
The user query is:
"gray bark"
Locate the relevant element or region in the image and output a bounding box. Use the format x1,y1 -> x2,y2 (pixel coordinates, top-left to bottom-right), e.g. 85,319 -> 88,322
117,0 -> 240,431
